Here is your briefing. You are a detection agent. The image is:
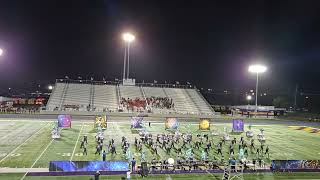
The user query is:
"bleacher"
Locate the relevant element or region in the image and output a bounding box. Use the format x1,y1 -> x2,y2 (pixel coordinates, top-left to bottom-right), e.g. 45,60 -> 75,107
142,87 -> 176,114
46,83 -> 66,111
93,85 -> 118,112
164,88 -> 200,114
119,85 -> 143,99
63,83 -> 90,111
143,87 -> 166,97
185,89 -> 213,114
47,81 -> 214,115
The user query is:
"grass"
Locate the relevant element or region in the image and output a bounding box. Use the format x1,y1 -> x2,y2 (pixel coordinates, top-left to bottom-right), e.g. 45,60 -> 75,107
0,119 -> 319,179
0,120 -> 319,168
0,172 -> 320,180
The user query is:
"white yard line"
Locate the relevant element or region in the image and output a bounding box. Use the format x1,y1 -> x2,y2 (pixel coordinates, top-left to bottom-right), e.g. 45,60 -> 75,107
205,169 -> 217,179
20,138 -> 54,180
70,123 -> 84,161
0,123 -> 49,163
30,139 -> 54,168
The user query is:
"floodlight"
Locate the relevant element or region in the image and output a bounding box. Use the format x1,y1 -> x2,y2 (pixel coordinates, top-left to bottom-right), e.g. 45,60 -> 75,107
248,64 -> 267,73
122,33 -> 135,42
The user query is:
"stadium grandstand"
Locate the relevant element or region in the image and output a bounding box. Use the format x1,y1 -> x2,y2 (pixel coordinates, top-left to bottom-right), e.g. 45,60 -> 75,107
46,79 -> 215,116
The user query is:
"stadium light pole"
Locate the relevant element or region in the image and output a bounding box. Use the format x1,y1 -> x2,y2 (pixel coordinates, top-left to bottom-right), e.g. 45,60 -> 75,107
248,64 -> 267,114
122,33 -> 135,80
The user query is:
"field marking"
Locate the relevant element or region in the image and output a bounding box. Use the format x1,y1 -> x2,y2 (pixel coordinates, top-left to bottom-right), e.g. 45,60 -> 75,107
0,128 -> 21,141
205,169 -> 217,179
0,123 -> 36,141
70,123 -> 84,161
0,123 -> 49,164
0,119 -> 52,123
20,138 -> 54,180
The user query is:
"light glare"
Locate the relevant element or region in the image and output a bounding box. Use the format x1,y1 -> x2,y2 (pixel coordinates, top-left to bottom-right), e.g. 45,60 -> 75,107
248,64 -> 267,73
122,33 -> 135,42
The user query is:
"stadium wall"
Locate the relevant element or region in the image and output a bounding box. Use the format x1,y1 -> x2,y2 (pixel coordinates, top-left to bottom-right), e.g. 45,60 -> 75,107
40,110 -> 216,119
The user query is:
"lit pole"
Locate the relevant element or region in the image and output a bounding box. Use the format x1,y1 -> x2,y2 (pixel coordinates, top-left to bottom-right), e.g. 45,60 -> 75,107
246,95 -> 252,111
48,85 -> 53,91
248,64 -> 267,114
246,95 -> 252,105
122,33 -> 135,80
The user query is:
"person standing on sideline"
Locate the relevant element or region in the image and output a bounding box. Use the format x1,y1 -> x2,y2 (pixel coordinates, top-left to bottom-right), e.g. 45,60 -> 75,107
126,170 -> 131,180
102,150 -> 107,161
94,171 -> 100,180
131,158 -> 136,172
149,122 -> 151,127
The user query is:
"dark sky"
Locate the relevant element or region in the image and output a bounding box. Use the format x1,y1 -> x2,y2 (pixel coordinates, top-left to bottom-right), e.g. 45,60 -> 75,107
1,0 -> 320,94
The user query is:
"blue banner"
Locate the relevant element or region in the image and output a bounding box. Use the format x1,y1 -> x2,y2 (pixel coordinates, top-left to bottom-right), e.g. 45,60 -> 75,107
49,161 -> 129,172
271,160 -> 320,170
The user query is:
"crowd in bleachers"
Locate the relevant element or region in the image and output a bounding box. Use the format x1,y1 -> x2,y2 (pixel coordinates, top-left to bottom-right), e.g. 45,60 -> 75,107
146,96 -> 174,109
120,97 -> 147,111
0,107 -> 39,114
120,96 -> 174,112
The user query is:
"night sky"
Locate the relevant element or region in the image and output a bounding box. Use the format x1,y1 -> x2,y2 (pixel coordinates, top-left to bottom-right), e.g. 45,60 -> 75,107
1,0 -> 320,96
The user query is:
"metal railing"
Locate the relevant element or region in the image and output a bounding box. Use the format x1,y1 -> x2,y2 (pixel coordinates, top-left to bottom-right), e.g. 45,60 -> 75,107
55,79 -> 194,89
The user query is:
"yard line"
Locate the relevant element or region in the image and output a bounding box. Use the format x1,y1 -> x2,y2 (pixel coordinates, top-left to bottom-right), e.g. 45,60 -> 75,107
0,123 -> 49,163
20,138 -> 54,180
70,123 -> 84,161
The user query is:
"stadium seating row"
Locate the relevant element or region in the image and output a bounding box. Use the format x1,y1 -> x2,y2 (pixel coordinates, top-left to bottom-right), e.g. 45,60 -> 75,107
46,83 -> 214,115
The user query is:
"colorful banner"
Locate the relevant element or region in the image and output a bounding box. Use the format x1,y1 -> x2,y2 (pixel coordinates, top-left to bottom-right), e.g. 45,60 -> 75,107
94,115 -> 107,129
199,118 -> 210,130
271,160 -> 320,170
49,161 -> 129,172
232,119 -> 244,132
131,116 -> 144,128
57,115 -> 72,128
165,117 -> 179,129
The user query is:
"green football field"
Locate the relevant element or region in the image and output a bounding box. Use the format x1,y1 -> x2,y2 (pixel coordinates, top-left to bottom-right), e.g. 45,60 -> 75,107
0,118 -> 319,179
1,172 -> 320,180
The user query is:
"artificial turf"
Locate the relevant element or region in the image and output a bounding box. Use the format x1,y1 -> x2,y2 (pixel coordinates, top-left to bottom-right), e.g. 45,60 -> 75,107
1,172 -> 320,180
0,119 -> 319,179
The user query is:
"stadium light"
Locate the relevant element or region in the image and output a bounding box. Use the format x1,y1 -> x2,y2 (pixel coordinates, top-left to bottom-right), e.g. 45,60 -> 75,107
48,85 -> 53,90
248,64 -> 267,114
0,48 -> 3,56
122,32 -> 135,80
122,33 -> 135,42
248,64 -> 267,73
246,95 -> 252,101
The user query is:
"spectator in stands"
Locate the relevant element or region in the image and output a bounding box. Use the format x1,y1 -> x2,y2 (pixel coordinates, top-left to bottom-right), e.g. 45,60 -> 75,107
120,96 -> 174,112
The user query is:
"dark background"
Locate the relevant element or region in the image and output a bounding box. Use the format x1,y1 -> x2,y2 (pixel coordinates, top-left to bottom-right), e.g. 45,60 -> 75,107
0,0 -> 320,107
